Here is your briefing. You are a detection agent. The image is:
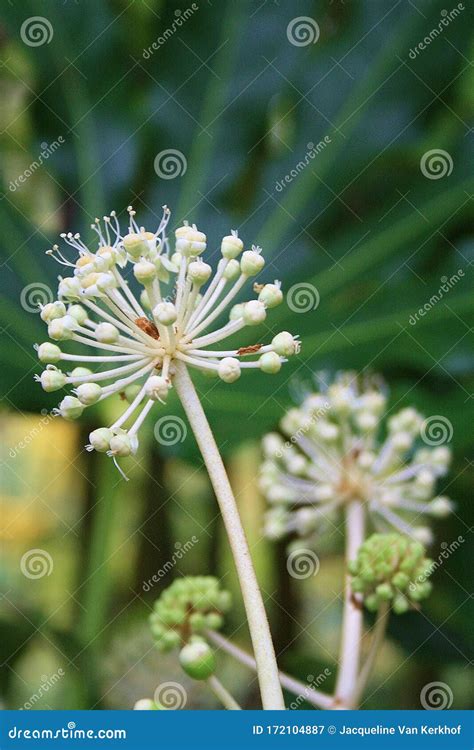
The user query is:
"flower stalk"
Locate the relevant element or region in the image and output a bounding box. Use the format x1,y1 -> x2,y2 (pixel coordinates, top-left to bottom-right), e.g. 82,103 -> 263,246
174,361 -> 285,710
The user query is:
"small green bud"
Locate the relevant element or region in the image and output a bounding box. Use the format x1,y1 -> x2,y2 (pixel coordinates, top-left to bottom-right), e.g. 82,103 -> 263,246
37,342 -> 62,363
179,640 -> 216,680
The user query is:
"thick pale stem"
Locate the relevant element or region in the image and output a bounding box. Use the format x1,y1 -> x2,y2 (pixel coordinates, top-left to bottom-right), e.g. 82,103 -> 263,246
334,500 -> 365,708
206,675 -> 242,710
352,602 -> 390,707
207,630 -> 334,710
173,361 -> 285,710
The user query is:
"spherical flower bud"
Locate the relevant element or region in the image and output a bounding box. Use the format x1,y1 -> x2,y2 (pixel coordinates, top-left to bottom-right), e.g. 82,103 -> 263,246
58,277 -> 82,299
48,315 -> 77,341
411,527 -> 433,546
134,699 -> 158,710
271,331 -> 299,357
259,351 -> 282,374
150,577 -> 231,652
89,427 -> 113,452
221,232 -> 243,259
153,301 -> 177,326
176,227 -> 207,256
179,640 -> 216,681
123,231 -> 154,259
40,301 -> 66,322
223,259 -> 240,281
429,496 -> 453,518
96,272 -> 118,292
37,342 -> 61,363
58,395 -> 84,420
262,432 -> 284,457
70,366 -> 92,378
243,300 -> 266,326
355,411 -> 378,432
314,420 -> 339,442
124,384 -> 142,403
258,282 -> 283,308
145,376 -> 170,402
109,433 -> 134,457
134,260 -> 157,283
188,260 -> 212,285
76,383 -> 102,405
40,368 -> 66,392
391,431 -> 413,452
240,248 -> 265,276
217,357 -> 241,383
229,303 -> 244,321
95,322 -> 119,343
67,304 -> 88,325
349,533 -> 433,614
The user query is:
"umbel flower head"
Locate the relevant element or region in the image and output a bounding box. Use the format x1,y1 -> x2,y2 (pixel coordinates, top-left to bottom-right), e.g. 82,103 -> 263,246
34,207 -> 300,474
349,533 -> 434,614
260,372 -> 452,547
149,576 -> 231,652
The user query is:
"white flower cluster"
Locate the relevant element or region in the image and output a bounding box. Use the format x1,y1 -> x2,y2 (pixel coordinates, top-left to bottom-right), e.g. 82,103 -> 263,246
35,207 -> 300,472
260,373 -> 452,546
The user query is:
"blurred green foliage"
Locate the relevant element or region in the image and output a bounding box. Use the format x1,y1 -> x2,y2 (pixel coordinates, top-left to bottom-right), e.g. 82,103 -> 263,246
0,0 -> 472,710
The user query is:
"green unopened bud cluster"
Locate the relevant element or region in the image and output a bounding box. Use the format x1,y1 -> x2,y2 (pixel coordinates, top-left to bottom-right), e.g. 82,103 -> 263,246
349,533 -> 433,614
149,576 -> 231,652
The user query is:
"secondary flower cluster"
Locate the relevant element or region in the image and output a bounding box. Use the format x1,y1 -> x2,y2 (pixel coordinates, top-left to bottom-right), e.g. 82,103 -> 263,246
149,576 -> 231,652
260,373 -> 452,547
349,533 -> 433,614
35,207 -> 300,471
